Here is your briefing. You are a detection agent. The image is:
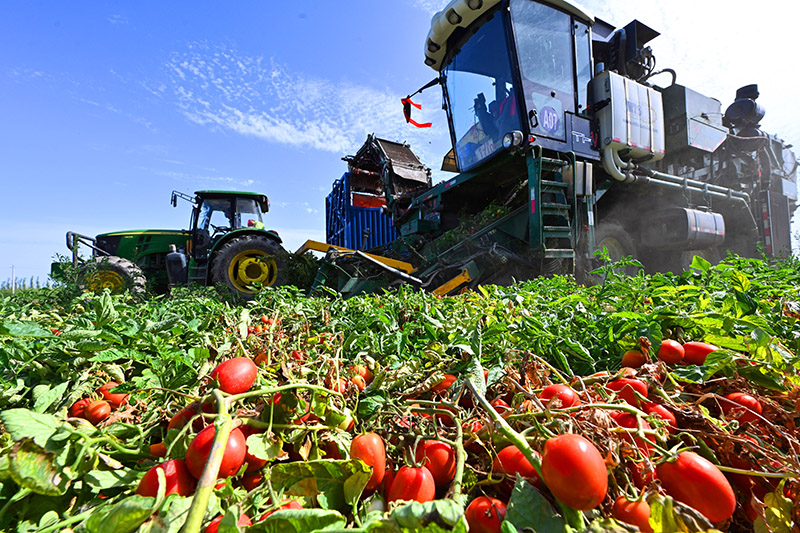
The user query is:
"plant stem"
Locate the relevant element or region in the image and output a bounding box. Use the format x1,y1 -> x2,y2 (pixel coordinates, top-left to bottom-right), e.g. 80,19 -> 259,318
181,390 -> 232,533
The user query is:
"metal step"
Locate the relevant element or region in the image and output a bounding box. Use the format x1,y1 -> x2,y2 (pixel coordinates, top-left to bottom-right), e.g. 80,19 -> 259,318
540,157 -> 569,168
541,202 -> 570,213
543,226 -> 572,238
541,179 -> 568,189
544,248 -> 575,259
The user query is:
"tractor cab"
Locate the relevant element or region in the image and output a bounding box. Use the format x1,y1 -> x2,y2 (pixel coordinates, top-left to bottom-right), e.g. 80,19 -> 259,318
426,0 -> 596,171
187,191 -> 270,258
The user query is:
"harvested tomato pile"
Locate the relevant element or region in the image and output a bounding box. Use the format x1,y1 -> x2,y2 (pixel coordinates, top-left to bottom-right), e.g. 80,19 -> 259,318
0,255 -> 799,532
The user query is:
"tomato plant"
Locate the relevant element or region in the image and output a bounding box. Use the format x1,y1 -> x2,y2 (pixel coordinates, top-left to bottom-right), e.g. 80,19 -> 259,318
210,357 -> 258,394
541,434 -> 608,510
386,466 -> 435,503
655,451 -> 736,523
350,432 -> 386,491
185,425 -> 247,479
465,496 -> 507,533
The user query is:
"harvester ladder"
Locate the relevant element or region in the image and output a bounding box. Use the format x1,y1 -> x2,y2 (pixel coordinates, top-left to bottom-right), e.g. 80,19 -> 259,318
534,152 -> 575,260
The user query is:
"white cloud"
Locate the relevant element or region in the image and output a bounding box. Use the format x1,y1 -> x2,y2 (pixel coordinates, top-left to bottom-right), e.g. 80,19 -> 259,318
142,167 -> 260,188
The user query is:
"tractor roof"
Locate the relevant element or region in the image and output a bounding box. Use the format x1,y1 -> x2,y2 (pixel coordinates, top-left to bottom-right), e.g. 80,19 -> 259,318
424,0 -> 594,71
194,190 -> 270,212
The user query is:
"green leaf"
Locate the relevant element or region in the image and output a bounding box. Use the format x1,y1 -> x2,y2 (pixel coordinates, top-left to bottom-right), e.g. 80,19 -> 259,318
85,494 -> 156,533
360,499 -> 467,532
0,408 -> 61,447
9,439 -> 67,496
246,432 -> 284,462
755,484 -> 794,533
32,382 -> 69,414
647,495 -> 717,533
89,348 -> 141,362
270,459 -> 372,511
84,468 -> 141,491
258,508 -> 347,532
95,292 -> 120,328
690,255 -> 711,273
504,478 -> 566,532
0,321 -> 53,337
464,355 -> 486,398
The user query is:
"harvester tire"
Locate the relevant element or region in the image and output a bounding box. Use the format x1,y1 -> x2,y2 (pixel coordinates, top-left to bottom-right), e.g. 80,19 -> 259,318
579,220 -> 641,284
81,256 -> 147,295
211,235 -> 287,297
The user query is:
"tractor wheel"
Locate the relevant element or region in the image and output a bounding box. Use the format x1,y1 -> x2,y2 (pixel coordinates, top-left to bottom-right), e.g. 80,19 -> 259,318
81,256 -> 147,295
211,235 -> 287,297
578,220 -> 642,284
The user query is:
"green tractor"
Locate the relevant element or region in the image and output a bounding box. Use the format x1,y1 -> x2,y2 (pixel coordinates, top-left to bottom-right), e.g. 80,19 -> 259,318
57,190 -> 287,297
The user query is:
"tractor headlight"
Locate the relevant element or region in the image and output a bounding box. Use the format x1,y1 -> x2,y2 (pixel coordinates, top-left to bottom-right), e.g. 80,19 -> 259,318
502,130 -> 524,150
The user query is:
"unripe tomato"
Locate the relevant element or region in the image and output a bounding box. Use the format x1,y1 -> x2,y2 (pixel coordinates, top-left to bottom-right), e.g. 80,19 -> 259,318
682,341 -> 718,365
720,392 -> 762,424
136,459 -> 196,497
612,496 -> 652,533
68,398 -> 91,418
185,425 -> 247,480
606,378 -> 648,407
492,445 -> 540,485
541,434 -> 608,510
621,350 -> 647,368
350,433 -> 386,492
657,339 -> 684,364
465,496 -> 507,533
415,440 -> 456,488
656,451 -> 735,523
210,357 -> 258,394
98,381 -> 129,409
539,384 -> 579,408
387,466 -> 435,503
431,373 -> 457,393
204,513 -> 251,533
85,400 -> 111,425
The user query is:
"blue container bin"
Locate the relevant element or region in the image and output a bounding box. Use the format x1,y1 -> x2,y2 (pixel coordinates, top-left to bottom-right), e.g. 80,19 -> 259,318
326,173 -> 398,250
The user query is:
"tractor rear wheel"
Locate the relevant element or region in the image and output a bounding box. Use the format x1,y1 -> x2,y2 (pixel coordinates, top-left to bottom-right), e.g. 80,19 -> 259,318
211,235 -> 287,297
81,256 -> 147,295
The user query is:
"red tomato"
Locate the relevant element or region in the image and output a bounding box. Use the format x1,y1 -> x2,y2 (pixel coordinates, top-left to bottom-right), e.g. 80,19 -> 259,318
720,392 -> 762,424
260,315 -> 272,324
606,378 -> 649,407
415,440 -> 456,488
85,400 -> 111,425
643,402 -> 677,434
149,442 -> 168,458
539,384 -> 579,408
351,433 -> 386,492
382,467 -> 395,498
325,374 -> 348,394
68,398 -> 91,418
465,496 -> 507,533
431,373 -> 457,393
352,364 -> 373,384
490,398 -> 511,415
204,513 -> 252,533
657,339 -> 684,364
656,451 -> 736,523
98,381 -> 129,409
352,375 -> 367,391
621,350 -> 647,368
387,466 -> 435,503
612,496 -> 652,533
682,341 -> 718,365
185,425 -> 247,480
434,404 -> 459,426
260,499 -> 302,521
241,472 -> 263,491
541,434 -> 608,510
168,404 -> 204,432
136,459 -> 196,497
210,357 -> 258,394
610,412 -> 653,457
492,445 -> 540,485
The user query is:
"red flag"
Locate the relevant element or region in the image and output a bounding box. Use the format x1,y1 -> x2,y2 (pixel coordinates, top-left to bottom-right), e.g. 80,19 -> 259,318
401,98 -> 431,128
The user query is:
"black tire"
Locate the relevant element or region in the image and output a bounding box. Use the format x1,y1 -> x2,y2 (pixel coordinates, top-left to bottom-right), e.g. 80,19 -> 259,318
81,256 -> 147,295
578,220 -> 642,284
211,235 -> 287,297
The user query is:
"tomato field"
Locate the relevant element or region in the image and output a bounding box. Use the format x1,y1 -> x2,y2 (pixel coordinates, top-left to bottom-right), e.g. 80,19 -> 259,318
1,255 -> 799,532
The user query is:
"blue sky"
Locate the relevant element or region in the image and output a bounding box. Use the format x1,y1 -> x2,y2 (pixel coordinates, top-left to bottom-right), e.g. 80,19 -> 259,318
2,1 -> 797,284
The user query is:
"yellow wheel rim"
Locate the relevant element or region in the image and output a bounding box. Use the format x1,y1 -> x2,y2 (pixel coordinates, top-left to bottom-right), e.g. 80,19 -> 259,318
85,270 -> 126,294
227,249 -> 278,293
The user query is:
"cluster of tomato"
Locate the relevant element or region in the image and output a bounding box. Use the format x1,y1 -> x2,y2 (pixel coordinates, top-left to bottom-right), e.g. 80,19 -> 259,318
68,381 -> 129,425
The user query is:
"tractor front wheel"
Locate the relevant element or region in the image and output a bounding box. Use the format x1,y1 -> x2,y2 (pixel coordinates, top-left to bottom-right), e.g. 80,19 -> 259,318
81,256 -> 147,295
211,235 -> 287,297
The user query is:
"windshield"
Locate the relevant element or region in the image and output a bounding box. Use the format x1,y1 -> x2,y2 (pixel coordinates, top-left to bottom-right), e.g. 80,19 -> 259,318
444,12 -> 522,171
510,0 -> 574,140
198,197 -> 263,231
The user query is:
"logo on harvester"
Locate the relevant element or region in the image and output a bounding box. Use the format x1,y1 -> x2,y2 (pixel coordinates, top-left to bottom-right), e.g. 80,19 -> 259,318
541,106 -> 559,134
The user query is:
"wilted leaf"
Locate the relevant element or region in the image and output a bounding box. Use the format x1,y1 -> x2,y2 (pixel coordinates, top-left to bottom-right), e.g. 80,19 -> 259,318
9,439 -> 67,496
